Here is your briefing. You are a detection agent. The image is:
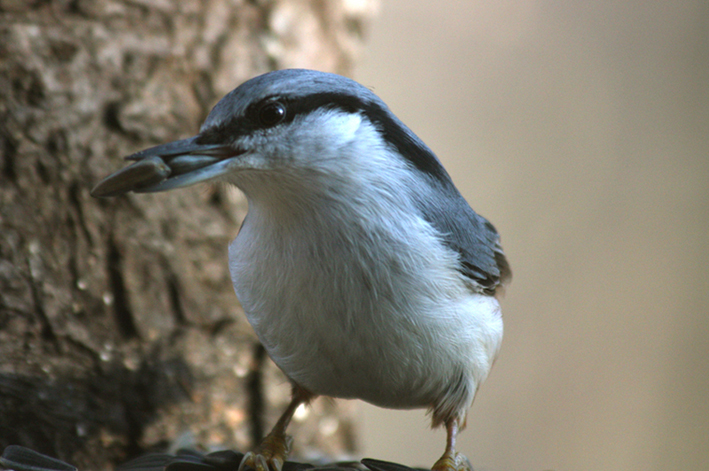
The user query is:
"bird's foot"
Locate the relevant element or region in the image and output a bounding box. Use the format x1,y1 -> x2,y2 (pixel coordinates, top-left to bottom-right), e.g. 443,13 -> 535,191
238,433 -> 293,471
431,451 -> 473,471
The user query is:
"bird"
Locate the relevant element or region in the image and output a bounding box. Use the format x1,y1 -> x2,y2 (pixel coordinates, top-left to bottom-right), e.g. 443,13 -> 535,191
91,69 -> 511,471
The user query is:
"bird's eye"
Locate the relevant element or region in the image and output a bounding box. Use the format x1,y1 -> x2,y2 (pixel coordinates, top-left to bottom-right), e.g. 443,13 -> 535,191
258,101 -> 286,127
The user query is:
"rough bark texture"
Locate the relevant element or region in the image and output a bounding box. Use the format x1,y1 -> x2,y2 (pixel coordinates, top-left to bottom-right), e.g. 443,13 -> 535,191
0,1 -> 377,469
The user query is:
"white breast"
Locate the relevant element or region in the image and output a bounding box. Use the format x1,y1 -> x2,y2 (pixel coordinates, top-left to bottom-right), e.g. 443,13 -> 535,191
225,111 -> 503,419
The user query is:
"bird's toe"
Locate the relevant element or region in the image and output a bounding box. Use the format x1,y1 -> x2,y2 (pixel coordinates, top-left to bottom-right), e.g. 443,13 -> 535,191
431,452 -> 472,471
237,433 -> 293,471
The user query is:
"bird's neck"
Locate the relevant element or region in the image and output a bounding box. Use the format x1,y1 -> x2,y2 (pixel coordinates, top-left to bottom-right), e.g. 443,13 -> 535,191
232,169 -> 347,228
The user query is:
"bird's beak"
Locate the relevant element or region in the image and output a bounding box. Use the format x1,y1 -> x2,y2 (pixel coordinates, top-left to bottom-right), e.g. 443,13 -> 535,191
90,137 -> 244,198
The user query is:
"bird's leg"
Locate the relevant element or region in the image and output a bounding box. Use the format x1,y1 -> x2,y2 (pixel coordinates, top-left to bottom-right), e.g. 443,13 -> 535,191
238,385 -> 312,471
431,419 -> 473,471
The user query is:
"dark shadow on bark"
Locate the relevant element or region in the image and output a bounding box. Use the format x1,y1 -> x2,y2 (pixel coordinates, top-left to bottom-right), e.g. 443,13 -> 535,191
0,357 -> 193,463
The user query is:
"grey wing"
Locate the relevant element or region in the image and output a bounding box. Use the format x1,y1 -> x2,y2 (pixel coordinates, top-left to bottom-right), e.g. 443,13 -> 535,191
416,183 -> 511,295
365,102 -> 510,292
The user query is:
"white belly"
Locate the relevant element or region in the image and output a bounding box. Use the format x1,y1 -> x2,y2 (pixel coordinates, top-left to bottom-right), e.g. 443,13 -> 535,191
228,201 -> 503,417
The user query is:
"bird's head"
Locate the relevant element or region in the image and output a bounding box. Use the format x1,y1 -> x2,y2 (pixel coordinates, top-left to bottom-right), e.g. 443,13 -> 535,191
91,69 -> 446,201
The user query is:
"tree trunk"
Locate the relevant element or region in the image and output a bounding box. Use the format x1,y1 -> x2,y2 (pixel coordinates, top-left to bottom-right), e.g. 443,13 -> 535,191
0,1 -> 377,469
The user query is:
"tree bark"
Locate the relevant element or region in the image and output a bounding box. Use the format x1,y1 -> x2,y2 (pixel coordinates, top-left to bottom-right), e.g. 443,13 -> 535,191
0,1 -> 377,469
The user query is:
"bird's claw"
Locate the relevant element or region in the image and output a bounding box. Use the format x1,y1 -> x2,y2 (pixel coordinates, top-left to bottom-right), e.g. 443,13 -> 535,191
431,452 -> 472,471
237,433 -> 293,471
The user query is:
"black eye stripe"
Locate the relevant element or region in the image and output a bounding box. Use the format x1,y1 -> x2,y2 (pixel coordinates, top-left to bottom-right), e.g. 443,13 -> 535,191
244,93 -> 361,129
199,92 -> 451,184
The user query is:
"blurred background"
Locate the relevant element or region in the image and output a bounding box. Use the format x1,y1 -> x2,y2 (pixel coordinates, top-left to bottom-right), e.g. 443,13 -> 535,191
351,1 -> 708,470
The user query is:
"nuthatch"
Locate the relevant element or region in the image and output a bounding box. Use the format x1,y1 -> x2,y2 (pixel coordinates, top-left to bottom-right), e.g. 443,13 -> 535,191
92,69 -> 511,471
